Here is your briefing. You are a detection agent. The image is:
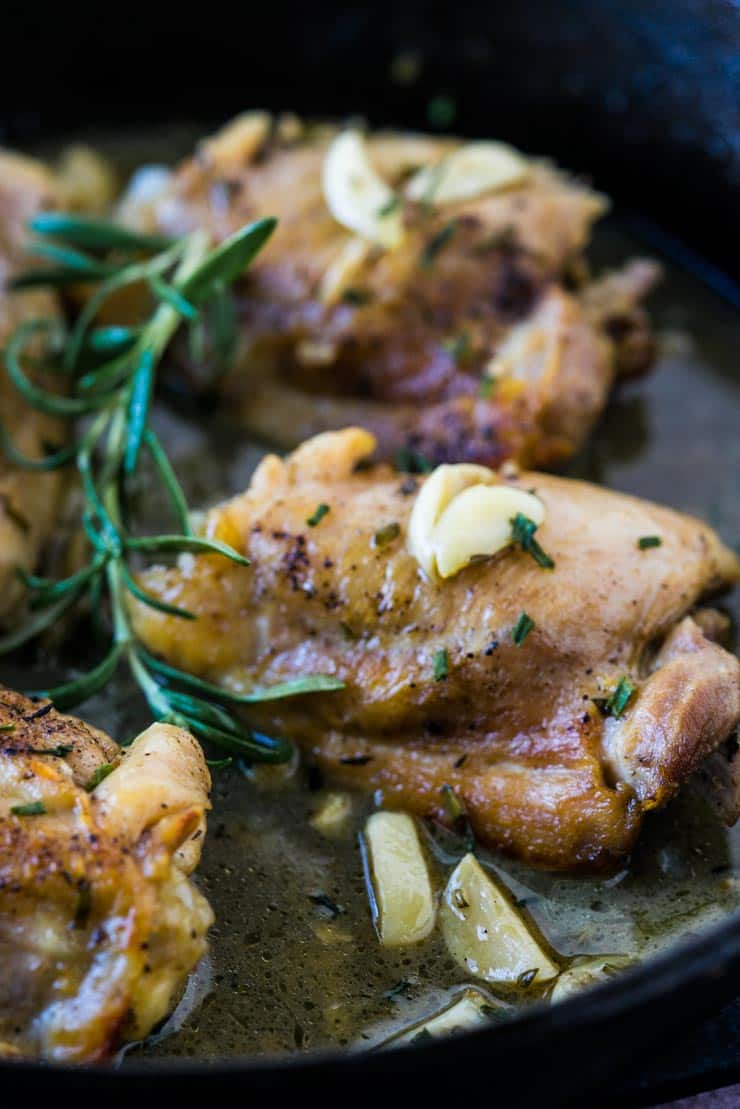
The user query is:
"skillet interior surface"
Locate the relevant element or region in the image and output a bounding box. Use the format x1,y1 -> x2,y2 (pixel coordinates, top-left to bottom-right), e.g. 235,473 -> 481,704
1,125 -> 739,1068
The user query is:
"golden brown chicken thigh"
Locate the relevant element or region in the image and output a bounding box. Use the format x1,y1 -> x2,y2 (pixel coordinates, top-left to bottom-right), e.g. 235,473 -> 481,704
0,689 -> 212,1061
131,113 -> 659,467
132,429 -> 740,872
0,151 -> 66,624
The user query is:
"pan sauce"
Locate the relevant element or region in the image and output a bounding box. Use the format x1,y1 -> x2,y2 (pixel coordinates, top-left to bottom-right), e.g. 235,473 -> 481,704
5,165 -> 738,1056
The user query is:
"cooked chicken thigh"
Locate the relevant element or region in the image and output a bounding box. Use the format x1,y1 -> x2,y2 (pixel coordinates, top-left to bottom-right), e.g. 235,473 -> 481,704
0,151 -> 66,624
131,113 -> 659,467
0,689 -> 212,1061
133,429 -> 739,871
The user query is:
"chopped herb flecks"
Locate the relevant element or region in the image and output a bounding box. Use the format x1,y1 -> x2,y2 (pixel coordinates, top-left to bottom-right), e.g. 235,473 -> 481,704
0,722 -> 15,733
85,763 -> 115,792
373,522 -> 400,547
396,447 -> 433,474
306,503 -> 330,527
427,95 -> 457,129
638,536 -> 662,550
442,331 -> 472,366
511,513 -> 554,569
440,783 -> 464,821
28,744 -> 73,757
604,677 -> 636,718
421,222 -> 457,268
512,612 -> 534,646
433,648 -> 449,681
479,376 -> 494,399
378,196 -> 401,218
11,801 -> 46,816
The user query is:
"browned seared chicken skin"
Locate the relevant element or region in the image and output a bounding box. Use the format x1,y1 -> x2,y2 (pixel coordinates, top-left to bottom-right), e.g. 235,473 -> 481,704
133,429 -> 740,871
130,113 -> 659,467
0,152 -> 68,623
0,689 -> 212,1061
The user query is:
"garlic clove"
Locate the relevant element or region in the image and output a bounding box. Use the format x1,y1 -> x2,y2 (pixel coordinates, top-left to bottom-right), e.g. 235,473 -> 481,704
433,485 -> 545,579
406,141 -> 530,205
407,463 -> 495,577
323,130 -> 404,249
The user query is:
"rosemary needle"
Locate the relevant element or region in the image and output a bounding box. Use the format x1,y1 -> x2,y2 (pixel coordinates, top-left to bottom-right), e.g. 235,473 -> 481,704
0,213 -> 344,761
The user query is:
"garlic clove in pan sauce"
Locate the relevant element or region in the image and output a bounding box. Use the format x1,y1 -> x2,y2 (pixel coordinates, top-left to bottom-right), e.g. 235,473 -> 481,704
405,141 -> 530,205
362,811 -> 436,946
549,954 -> 635,1004
323,130 -> 405,249
440,853 -> 559,984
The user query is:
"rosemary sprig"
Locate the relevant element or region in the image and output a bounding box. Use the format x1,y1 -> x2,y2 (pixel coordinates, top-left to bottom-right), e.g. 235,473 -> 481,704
0,213 -> 344,762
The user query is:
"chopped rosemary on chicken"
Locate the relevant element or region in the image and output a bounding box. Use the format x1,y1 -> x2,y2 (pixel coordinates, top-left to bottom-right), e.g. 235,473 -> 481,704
512,611 -> 534,646
511,513 -> 555,569
604,676 -> 636,718
638,535 -> 662,549
0,213 -> 344,761
433,648 -> 449,681
11,801 -> 46,817
306,502 -> 330,527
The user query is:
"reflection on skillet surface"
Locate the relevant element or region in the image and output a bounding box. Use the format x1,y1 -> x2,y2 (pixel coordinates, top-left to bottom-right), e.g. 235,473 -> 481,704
4,135 -> 740,1060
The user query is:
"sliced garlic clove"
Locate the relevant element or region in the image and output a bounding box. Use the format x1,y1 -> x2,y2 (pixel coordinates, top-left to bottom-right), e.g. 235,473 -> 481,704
323,130 -> 404,249
440,853 -> 559,984
383,989 -> 505,1047
319,235 -> 372,305
310,791 -> 353,835
406,141 -> 530,205
433,485 -> 545,579
549,955 -> 634,1004
362,811 -> 436,946
407,463 -> 496,577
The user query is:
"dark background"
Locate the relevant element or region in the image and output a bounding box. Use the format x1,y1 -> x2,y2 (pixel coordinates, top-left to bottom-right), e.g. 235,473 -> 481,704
2,1 -> 740,1102
2,0 -> 739,282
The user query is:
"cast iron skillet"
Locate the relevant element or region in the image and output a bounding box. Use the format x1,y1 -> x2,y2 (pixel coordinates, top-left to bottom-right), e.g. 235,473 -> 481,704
2,1 -> 740,1103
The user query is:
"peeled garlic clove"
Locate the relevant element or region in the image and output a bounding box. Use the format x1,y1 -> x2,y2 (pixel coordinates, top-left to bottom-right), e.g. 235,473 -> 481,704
406,141 -> 529,205
384,989 -> 505,1046
362,811 -> 435,946
440,853 -> 559,984
310,791 -> 353,835
433,485 -> 545,579
407,463 -> 496,577
549,955 -> 634,1004
323,130 -> 404,249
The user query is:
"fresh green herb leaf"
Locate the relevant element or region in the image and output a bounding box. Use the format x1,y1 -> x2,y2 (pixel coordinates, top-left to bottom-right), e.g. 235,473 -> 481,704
478,376 -> 494,399
512,612 -> 534,646
396,447 -> 433,474
306,503 -> 330,527
0,211 -> 341,762
420,221 -> 457,268
85,763 -> 115,792
11,801 -> 46,816
442,331 -> 472,366
0,723 -> 15,733
373,522 -> 400,547
440,783 -> 464,821
426,95 -> 457,129
604,676 -> 636,718
377,196 -> 401,218
510,513 -> 555,569
433,648 -> 449,681
27,745 -> 73,757
637,535 -> 662,550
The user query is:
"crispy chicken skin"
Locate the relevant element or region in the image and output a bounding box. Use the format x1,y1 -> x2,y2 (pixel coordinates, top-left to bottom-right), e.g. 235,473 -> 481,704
0,151 -> 65,624
0,689 -> 212,1061
132,429 -> 740,872
135,113 -> 659,467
